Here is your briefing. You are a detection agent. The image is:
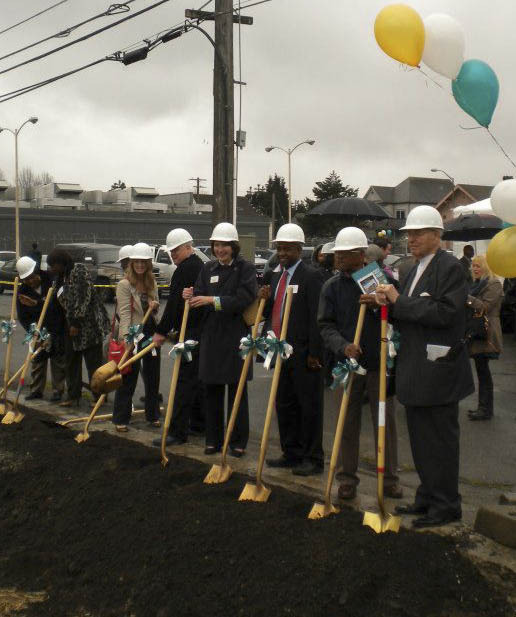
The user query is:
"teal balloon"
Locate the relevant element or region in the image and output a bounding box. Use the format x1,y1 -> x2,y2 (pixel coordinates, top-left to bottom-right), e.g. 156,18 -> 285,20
452,59 -> 499,127
502,221 -> 514,229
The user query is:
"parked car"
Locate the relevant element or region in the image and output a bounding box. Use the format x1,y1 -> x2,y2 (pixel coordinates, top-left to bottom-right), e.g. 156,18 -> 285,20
255,248 -> 274,261
196,246 -> 212,258
54,243 -> 124,302
262,246 -> 315,278
0,258 -> 17,293
0,251 -> 15,269
153,246 -> 210,296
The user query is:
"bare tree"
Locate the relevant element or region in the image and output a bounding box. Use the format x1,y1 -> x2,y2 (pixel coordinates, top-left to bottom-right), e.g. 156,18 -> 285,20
18,165 -> 54,187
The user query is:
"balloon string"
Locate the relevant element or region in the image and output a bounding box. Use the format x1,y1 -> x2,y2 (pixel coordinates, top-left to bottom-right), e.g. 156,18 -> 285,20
417,67 -> 447,91
486,128 -> 516,170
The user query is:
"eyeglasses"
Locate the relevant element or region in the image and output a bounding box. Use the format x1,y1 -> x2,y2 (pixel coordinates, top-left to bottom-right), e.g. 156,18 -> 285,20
403,229 -> 434,239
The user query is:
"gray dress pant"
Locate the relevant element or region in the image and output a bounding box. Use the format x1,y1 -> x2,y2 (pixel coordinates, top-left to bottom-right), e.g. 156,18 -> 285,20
336,371 -> 399,489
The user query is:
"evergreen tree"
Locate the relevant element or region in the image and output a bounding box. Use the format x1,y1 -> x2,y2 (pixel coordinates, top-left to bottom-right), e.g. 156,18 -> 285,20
247,174 -> 289,231
111,180 -> 127,190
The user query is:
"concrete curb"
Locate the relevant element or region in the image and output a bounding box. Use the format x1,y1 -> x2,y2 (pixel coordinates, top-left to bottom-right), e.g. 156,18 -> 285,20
474,505 -> 516,549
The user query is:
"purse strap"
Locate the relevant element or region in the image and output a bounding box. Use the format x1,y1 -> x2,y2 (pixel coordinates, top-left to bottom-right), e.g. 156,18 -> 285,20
109,294 -> 134,342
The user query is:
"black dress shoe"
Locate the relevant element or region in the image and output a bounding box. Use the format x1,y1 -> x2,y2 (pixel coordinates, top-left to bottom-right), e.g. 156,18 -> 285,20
25,391 -> 43,400
204,446 -> 221,455
229,448 -> 245,458
50,391 -> 63,402
292,461 -> 324,477
412,512 -> 461,528
469,410 -> 492,421
395,503 -> 428,515
266,456 -> 301,468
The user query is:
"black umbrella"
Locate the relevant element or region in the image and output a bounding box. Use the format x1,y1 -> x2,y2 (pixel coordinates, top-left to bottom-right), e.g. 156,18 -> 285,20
306,197 -> 392,220
442,213 -> 502,241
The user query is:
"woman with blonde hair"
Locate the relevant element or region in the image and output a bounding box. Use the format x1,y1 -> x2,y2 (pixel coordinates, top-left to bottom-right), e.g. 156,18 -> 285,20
112,243 -> 161,431
466,255 -> 503,421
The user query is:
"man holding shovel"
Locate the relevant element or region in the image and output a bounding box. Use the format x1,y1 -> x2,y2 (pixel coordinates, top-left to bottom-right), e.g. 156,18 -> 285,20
151,228 -> 205,446
260,223 -> 325,477
318,227 -> 402,501
375,206 -> 474,528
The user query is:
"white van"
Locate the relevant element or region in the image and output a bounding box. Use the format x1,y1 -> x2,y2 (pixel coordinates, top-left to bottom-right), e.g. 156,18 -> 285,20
153,245 -> 210,296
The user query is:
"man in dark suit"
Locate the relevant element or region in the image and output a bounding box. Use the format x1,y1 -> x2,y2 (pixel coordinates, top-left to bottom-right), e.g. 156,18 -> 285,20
259,223 -> 325,476
376,206 -> 474,528
459,245 -> 474,285
152,229 -> 205,445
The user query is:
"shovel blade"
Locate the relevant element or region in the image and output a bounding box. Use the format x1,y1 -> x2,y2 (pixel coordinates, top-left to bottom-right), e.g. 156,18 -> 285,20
308,501 -> 340,520
204,463 -> 233,484
362,511 -> 401,534
2,411 -> 17,424
75,432 -> 90,444
239,482 -> 271,503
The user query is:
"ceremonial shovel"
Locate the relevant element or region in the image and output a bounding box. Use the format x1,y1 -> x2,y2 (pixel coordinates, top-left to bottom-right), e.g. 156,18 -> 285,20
363,305 -> 400,534
160,301 -> 190,468
75,306 -> 155,443
2,286 -> 54,425
308,303 -> 366,519
239,286 -> 294,503
204,298 -> 266,484
0,277 -> 19,415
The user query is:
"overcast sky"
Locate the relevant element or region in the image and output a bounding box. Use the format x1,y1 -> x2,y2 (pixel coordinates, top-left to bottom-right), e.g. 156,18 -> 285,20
1,0 -> 515,203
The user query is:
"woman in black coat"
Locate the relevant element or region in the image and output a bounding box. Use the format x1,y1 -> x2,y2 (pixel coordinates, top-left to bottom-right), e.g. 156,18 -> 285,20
183,223 -> 257,457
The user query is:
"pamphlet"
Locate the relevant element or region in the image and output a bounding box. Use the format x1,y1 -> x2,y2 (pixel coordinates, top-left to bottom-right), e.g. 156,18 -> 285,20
351,262 -> 388,294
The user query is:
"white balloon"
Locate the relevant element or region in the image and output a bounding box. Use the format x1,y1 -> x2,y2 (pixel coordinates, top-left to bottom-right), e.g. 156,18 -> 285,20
491,180 -> 516,225
422,14 -> 465,80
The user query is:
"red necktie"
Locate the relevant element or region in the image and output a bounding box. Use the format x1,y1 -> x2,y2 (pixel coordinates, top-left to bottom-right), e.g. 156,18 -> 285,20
271,269 -> 288,337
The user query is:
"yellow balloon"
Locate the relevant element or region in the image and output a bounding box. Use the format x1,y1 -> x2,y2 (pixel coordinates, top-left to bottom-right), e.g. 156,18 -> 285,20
486,227 -> 516,278
374,4 -> 425,67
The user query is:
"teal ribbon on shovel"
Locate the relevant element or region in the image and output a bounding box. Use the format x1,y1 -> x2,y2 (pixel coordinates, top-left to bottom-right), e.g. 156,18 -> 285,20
262,330 -> 293,371
239,334 -> 268,360
169,340 -> 198,363
1,319 -> 16,343
330,358 -> 366,391
386,324 -> 400,370
125,324 -> 144,345
22,323 -> 49,345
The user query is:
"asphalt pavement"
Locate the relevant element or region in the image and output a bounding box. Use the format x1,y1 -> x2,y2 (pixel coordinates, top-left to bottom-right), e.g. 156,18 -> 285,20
1,290 -> 515,527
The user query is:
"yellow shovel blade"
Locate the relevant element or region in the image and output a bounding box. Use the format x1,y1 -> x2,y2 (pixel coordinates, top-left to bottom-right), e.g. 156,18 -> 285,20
0,400 -> 13,415
74,432 -> 90,444
239,482 -> 271,503
204,463 -> 233,484
363,511 -> 401,534
1,410 -> 23,425
308,501 -> 340,520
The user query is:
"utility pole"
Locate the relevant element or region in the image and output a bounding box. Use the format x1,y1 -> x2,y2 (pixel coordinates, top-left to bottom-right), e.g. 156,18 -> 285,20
213,0 -> 234,224
189,176 -> 206,196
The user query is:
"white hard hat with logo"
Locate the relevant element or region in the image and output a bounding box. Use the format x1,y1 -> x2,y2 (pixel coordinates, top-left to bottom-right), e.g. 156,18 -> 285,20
209,222 -> 239,242
333,227 -> 368,251
166,228 -> 193,251
321,241 -> 334,255
130,243 -> 154,260
400,205 -> 443,230
117,245 -> 133,262
16,256 -> 37,280
273,223 -> 305,244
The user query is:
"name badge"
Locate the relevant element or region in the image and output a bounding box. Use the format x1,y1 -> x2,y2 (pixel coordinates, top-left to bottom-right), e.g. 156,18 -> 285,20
210,275 -> 219,283
289,285 -> 299,294
57,286 -> 64,298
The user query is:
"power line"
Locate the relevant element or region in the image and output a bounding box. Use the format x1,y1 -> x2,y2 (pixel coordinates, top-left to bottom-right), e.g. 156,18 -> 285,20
0,2 -> 138,64
0,0 -> 70,37
0,0 -> 170,77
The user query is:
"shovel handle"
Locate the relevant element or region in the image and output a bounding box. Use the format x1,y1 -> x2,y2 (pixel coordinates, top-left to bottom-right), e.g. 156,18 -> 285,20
220,298 -> 266,465
376,305 -> 388,515
323,303 -> 367,506
255,287 -> 294,486
1,277 -> 19,410
117,305 -> 155,368
0,346 -> 43,401
161,301 -> 190,465
118,341 -> 158,371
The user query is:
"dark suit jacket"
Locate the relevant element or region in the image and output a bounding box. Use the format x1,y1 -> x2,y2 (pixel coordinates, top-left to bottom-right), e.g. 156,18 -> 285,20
263,261 -> 324,360
16,271 -> 65,334
391,249 -> 474,407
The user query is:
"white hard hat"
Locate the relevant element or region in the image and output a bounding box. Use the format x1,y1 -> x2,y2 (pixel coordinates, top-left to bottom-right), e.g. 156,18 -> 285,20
333,227 -> 368,251
273,223 -> 305,244
117,245 -> 133,262
209,222 -> 239,242
166,228 -> 193,251
321,241 -> 334,255
16,256 -> 37,280
400,205 -> 443,230
129,242 -> 154,260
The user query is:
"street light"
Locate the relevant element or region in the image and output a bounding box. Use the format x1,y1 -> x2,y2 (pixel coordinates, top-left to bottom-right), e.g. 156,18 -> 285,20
0,117 -> 38,258
431,168 -> 455,221
265,139 -> 315,223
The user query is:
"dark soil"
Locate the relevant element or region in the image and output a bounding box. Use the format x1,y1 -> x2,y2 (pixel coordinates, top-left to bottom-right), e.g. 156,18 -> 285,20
0,411 -> 513,617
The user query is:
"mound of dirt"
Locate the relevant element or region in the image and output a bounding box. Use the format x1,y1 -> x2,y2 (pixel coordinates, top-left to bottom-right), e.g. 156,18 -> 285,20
0,412 -> 513,617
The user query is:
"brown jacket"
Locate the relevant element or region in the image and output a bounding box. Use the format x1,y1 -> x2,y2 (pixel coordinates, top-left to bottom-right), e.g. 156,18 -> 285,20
468,278 -> 503,356
116,278 -> 158,340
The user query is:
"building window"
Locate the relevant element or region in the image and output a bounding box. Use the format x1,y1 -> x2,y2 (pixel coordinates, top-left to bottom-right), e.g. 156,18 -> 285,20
396,209 -> 406,220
